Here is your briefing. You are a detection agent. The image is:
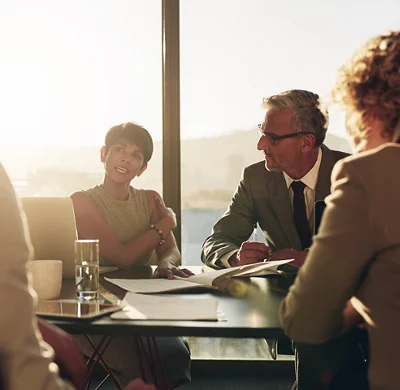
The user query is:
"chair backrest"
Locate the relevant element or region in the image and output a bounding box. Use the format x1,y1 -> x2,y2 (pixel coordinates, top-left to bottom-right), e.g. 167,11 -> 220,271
21,197 -> 77,279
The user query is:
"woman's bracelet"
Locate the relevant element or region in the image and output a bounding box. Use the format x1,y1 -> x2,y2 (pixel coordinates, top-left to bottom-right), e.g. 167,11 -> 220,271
149,224 -> 166,246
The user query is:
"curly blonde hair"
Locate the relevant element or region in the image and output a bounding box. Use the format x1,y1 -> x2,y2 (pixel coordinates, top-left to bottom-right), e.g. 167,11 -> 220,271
332,31 -> 400,142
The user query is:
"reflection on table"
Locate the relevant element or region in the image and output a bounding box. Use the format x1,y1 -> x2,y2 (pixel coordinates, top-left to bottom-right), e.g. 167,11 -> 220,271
53,265 -> 290,339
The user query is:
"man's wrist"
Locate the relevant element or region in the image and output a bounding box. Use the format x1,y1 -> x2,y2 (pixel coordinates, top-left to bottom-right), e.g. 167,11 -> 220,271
228,253 -> 240,267
218,249 -> 239,268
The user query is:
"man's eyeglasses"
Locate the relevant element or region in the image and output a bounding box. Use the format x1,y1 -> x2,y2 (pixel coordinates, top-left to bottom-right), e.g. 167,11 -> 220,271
257,124 -> 315,143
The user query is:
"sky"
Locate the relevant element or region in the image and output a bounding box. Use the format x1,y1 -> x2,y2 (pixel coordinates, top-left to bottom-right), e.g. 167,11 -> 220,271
1,0 -> 400,147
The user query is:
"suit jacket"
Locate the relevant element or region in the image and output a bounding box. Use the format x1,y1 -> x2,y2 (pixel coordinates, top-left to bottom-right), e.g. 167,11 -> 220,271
201,145 -> 349,268
0,164 -> 72,390
280,143 -> 400,390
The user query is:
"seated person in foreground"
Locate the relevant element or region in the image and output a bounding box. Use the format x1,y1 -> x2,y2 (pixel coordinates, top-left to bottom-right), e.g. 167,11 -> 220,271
0,163 -> 154,390
280,31 -> 400,390
71,122 -> 192,387
201,89 -> 349,270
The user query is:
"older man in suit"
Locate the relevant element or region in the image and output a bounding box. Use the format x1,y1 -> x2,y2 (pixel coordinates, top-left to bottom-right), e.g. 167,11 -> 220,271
202,89 -> 349,270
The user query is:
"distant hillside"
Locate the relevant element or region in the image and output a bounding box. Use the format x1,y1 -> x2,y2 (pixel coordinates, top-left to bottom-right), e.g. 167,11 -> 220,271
180,130 -> 351,196
1,129 -> 351,201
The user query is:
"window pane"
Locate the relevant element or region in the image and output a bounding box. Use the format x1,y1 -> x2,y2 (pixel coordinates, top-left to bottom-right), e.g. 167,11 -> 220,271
0,0 -> 162,196
180,0 -> 399,265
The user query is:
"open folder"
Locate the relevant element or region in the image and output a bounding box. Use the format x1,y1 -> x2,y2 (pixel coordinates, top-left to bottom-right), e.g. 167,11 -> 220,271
105,259 -> 293,294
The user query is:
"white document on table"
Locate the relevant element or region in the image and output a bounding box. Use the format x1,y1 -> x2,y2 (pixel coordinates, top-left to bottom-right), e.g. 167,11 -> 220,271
230,258 -> 294,277
111,292 -> 219,321
104,278 -> 211,294
175,258 -> 294,283
105,259 -> 293,294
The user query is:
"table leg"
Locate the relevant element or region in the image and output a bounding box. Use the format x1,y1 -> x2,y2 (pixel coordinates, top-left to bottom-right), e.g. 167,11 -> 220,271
135,336 -> 170,390
145,336 -> 158,381
94,374 -> 110,390
150,336 -> 169,390
84,335 -> 122,390
86,335 -> 109,373
135,337 -> 155,382
134,336 -> 149,383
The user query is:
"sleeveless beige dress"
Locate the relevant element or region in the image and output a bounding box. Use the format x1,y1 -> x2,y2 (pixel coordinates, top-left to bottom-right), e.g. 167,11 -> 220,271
78,186 -> 190,387
84,185 -> 153,267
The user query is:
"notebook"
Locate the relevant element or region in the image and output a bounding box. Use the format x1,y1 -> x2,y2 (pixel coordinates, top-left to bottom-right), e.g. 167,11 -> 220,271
111,293 -> 219,321
105,259 -> 294,294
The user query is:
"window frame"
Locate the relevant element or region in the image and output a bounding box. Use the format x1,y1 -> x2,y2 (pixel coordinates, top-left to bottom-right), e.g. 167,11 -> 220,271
162,0 -> 182,252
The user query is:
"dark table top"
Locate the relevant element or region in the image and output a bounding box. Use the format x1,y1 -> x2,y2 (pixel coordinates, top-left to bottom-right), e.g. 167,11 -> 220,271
50,266 -> 292,339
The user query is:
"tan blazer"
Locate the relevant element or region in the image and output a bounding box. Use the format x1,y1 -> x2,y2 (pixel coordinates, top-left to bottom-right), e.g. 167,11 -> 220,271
280,143 -> 400,390
201,145 -> 348,268
0,164 -> 72,390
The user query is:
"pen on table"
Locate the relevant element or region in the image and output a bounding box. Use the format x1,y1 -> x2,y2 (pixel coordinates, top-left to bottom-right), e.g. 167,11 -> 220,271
252,223 -> 272,262
252,223 -> 258,242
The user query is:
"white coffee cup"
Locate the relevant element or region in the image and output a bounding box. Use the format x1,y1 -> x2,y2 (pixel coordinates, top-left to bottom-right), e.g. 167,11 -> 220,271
28,260 -> 63,300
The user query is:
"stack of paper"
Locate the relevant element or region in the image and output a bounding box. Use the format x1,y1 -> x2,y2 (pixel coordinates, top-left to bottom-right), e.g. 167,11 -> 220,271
111,293 -> 219,321
105,259 -> 293,294
105,278 -> 207,294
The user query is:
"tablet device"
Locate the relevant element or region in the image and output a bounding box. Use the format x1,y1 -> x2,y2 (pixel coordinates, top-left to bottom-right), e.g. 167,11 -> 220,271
36,300 -> 123,321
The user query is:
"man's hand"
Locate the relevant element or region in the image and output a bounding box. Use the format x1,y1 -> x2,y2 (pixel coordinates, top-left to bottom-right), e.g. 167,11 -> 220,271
125,378 -> 156,390
229,242 -> 272,267
341,299 -> 365,334
37,319 -> 87,390
266,248 -> 307,267
152,260 -> 194,280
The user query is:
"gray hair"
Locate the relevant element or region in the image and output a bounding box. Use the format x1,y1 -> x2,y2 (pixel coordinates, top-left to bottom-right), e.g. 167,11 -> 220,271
262,89 -> 328,147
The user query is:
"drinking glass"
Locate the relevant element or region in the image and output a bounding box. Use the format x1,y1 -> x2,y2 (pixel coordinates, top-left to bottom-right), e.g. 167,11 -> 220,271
75,239 -> 99,300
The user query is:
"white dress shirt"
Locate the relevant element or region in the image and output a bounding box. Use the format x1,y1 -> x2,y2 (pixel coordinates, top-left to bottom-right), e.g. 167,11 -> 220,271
220,148 -> 322,268
283,147 -> 322,231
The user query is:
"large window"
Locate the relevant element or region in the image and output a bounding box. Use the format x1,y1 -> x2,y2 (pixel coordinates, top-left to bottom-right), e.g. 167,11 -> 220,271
0,1 -> 162,197
2,1 -> 400,265
180,0 -> 400,265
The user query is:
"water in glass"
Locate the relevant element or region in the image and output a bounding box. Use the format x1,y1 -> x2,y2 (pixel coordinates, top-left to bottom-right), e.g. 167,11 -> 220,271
75,239 -> 99,300
75,263 -> 99,300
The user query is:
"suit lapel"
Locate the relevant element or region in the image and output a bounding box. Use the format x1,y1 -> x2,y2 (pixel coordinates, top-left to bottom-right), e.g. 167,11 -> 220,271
310,145 -> 338,231
267,172 -> 302,249
263,146 -> 338,250
315,145 -> 336,201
